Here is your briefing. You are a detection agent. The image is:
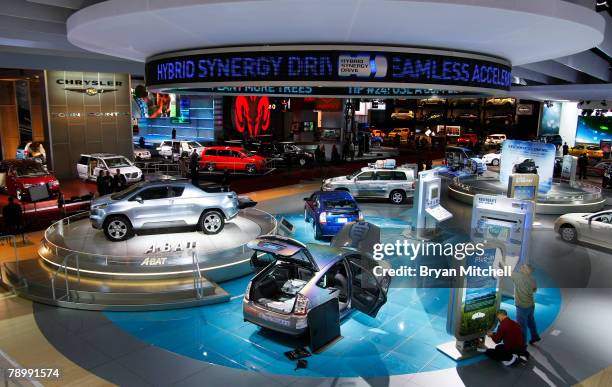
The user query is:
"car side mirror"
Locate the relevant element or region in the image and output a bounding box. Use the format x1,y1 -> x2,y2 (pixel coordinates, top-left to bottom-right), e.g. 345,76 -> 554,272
135,196 -> 144,204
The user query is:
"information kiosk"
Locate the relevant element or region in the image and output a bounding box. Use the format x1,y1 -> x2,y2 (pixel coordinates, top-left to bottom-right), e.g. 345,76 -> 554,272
411,170 -> 452,239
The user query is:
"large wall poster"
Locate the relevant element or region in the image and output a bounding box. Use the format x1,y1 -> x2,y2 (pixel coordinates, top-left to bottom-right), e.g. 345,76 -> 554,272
500,140 -> 556,193
539,102 -> 561,135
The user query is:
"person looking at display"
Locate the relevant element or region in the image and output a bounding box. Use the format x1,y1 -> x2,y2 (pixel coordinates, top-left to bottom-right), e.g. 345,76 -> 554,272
112,169 -> 126,192
172,128 -> 177,139
562,142 -> 569,156
2,196 -> 23,237
484,310 -> 529,366
96,170 -> 106,196
139,136 -> 146,149
512,264 -> 541,345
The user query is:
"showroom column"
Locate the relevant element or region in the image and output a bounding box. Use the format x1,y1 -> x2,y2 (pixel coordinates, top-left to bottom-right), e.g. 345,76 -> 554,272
0,81 -> 19,160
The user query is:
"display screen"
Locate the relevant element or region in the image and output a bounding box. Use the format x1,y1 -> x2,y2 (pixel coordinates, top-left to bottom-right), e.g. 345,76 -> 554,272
430,187 -> 439,201
513,186 -> 536,201
575,116 -> 612,145
483,223 -> 511,241
459,248 -> 499,336
146,48 -> 512,91
171,97 -> 190,124
539,102 -> 561,135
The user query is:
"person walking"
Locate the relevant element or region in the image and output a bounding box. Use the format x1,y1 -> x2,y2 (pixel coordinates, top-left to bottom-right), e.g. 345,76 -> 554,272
139,136 -> 146,149
562,142 -> 569,156
171,128 -> 177,139
96,170 -> 106,196
512,264 -> 541,345
2,196 -> 23,237
113,169 -> 126,192
578,153 -> 588,180
484,310 -> 529,366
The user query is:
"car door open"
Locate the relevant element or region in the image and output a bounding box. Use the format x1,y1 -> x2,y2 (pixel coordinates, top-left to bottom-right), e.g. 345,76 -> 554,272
347,255 -> 388,318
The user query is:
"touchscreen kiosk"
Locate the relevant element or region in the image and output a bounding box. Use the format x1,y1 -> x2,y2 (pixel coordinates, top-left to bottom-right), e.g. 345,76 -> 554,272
412,170 -> 452,239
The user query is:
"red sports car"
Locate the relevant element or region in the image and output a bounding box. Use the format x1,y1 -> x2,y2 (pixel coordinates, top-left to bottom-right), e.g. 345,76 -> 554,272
0,160 -> 60,201
200,146 -> 267,173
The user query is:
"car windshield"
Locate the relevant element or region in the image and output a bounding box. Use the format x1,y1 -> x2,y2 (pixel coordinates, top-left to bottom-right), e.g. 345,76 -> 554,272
347,170 -> 362,179
187,141 -> 202,148
324,199 -> 356,209
110,183 -> 143,200
16,164 -> 48,177
103,157 -> 132,168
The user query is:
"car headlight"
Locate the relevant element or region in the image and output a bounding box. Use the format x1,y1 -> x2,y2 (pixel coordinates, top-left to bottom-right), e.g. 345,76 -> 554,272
93,203 -> 108,210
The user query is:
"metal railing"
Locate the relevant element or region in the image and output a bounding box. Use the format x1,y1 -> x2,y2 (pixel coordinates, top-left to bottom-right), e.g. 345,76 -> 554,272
192,252 -> 205,299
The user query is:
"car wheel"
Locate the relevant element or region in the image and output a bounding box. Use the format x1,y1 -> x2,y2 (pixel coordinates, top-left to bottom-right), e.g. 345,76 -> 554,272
200,210 -> 225,235
206,163 -> 215,172
103,216 -> 133,241
492,159 -> 500,166
390,190 -> 405,205
246,164 -> 256,174
298,157 -> 307,167
314,223 -> 323,240
559,225 -> 577,243
471,164 -> 478,174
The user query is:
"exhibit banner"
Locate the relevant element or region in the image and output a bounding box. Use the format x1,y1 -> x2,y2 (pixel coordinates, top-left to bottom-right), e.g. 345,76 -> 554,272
561,155 -> 577,182
46,71 -> 132,178
145,45 -> 512,94
499,140 -> 556,193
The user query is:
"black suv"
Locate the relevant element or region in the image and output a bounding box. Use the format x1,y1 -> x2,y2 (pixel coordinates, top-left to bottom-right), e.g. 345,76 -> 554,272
243,141 -> 314,167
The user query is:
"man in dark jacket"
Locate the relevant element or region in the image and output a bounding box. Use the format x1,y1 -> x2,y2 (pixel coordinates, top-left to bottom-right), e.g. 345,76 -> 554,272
112,169 -> 126,192
3,196 -> 23,236
484,310 -> 529,366
189,149 -> 199,185
104,171 -> 113,195
562,142 -> 569,156
96,170 -> 106,196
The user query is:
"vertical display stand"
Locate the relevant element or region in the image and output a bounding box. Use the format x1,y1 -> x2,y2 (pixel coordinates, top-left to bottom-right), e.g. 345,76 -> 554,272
438,194 -> 534,360
409,170 -> 452,240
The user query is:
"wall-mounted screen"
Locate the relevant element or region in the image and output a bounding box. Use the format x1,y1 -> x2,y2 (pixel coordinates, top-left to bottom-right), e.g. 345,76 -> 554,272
575,116 -> 612,145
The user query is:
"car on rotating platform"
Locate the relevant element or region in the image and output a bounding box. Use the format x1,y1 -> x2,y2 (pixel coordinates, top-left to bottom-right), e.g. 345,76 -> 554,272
304,191 -> 363,239
554,210 -> 612,248
0,159 -> 60,201
321,160 -> 415,204
90,179 -> 239,241
445,146 -> 487,175
243,235 -> 391,336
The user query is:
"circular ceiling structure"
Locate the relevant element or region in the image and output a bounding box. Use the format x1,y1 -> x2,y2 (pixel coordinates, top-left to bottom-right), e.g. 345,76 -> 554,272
67,0 -> 605,66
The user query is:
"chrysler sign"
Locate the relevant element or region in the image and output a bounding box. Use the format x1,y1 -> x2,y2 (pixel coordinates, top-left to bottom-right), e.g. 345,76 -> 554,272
146,45 -> 512,93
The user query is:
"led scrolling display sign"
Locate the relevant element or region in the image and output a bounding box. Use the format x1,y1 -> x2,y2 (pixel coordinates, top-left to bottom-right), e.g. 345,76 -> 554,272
145,46 -> 512,94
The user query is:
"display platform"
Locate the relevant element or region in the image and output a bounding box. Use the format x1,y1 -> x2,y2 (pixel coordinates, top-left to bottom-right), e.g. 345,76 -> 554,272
448,176 -> 606,214
1,207 -> 277,311
102,213 -> 562,377
39,207 -> 277,281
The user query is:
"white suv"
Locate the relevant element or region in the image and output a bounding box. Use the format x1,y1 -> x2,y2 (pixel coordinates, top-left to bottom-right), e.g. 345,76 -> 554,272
77,153 -> 142,183
157,140 -> 205,159
322,160 -> 416,204
485,134 -> 507,145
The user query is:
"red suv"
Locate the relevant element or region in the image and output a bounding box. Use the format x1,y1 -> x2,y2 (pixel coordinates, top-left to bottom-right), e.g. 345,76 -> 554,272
200,146 -> 267,173
0,160 -> 60,201
456,133 -> 479,147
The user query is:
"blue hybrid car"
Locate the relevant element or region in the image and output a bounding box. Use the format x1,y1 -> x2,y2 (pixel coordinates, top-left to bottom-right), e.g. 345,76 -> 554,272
304,191 -> 362,239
